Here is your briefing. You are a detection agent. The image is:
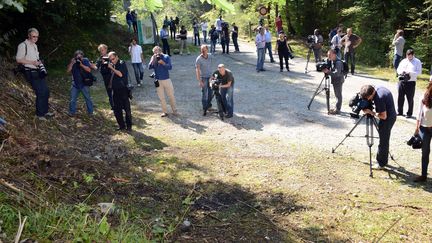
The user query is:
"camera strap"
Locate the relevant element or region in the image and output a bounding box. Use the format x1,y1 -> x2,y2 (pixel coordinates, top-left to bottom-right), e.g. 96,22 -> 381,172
108,72 -> 115,89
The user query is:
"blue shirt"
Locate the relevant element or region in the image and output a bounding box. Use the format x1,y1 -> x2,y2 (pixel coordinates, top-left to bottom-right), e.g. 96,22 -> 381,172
72,58 -> 91,89
148,54 -> 172,80
373,86 -> 397,119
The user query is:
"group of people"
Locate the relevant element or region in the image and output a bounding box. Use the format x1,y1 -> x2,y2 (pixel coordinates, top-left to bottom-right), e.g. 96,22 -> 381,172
255,25 -> 289,73
126,10 -> 138,33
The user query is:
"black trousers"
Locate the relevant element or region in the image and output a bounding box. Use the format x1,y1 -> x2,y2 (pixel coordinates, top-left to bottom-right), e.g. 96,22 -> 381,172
397,81 -> 416,116
113,88 -> 132,129
278,52 -> 289,70
162,38 -> 171,56
102,74 -> 113,109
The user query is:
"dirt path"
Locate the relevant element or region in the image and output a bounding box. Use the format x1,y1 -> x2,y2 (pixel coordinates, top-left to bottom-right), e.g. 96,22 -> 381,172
126,39 -> 432,241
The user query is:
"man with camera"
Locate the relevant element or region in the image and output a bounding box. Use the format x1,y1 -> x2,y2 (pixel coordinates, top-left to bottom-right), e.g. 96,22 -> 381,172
312,29 -> 323,63
148,46 -> 177,117
195,45 -> 214,116
330,27 -> 343,58
396,49 -> 422,118
323,49 -> 345,115
341,28 -> 362,75
66,50 -> 96,116
16,28 -> 53,120
211,64 -> 234,118
360,85 -> 397,169
96,44 -> 114,109
107,52 -> 132,131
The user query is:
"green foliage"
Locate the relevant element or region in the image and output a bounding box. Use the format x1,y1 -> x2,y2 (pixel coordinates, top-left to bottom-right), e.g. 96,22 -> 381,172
0,0 -> 24,12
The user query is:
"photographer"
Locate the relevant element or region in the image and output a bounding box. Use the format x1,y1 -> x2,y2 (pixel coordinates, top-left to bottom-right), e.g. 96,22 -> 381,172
211,64 -> 234,118
148,46 -> 177,117
107,52 -> 132,131
360,85 -> 397,169
66,50 -> 96,116
312,29 -> 323,63
392,29 -> 405,72
413,82 -> 432,182
96,44 -> 113,109
195,45 -> 214,116
323,49 -> 345,115
16,28 -> 53,120
330,27 -> 343,58
396,49 -> 422,118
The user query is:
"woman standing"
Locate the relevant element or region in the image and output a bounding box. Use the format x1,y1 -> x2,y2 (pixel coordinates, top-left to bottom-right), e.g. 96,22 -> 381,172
414,82 -> 432,182
275,33 -> 290,72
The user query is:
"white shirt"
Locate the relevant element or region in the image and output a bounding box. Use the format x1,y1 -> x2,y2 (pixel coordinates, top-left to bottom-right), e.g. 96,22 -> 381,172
16,39 -> 39,69
255,33 -> 266,49
201,22 -> 208,31
418,98 -> 432,127
331,34 -> 342,49
264,30 -> 272,43
129,44 -> 143,63
397,57 -> 422,81
215,19 -> 223,31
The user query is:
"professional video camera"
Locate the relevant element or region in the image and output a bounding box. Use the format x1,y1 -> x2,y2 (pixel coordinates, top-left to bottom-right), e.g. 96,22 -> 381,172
210,78 -> 221,91
316,59 -> 331,72
349,93 -> 374,118
101,56 -> 110,65
398,72 -> 410,82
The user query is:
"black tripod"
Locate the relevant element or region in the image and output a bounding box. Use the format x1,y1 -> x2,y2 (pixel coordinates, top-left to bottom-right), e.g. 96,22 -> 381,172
332,114 -> 394,177
212,88 -> 226,120
307,74 -> 331,113
304,45 -> 313,73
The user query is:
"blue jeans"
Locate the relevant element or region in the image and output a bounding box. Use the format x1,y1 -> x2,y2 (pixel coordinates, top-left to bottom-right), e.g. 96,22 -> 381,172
203,30 -> 207,43
335,47 -> 341,59
393,54 -> 402,71
69,85 -> 94,115
256,48 -> 265,71
376,115 -> 396,166
132,62 -> 144,84
220,84 -> 234,116
420,126 -> 432,176
162,38 -> 170,56
265,42 -> 274,62
26,70 -> 50,117
211,40 -> 217,54
201,77 -> 214,111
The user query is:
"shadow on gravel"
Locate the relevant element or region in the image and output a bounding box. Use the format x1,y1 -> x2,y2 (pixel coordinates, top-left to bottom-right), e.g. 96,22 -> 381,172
167,115 -> 208,134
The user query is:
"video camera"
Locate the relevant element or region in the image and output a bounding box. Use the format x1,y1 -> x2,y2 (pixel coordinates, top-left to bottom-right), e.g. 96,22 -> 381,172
349,93 -> 374,118
398,72 -> 410,82
210,78 -> 221,91
307,35 -> 315,45
101,56 -> 110,65
316,59 -> 331,72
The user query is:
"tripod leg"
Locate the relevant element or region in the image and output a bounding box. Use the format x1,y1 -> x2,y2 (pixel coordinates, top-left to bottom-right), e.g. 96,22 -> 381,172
332,115 -> 366,153
369,146 -> 373,177
305,48 -> 312,73
307,76 -> 325,110
325,76 -> 330,113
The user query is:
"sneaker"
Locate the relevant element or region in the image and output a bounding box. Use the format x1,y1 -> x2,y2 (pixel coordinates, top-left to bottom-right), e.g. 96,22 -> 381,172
328,109 -> 340,115
413,175 -> 427,182
116,127 -> 126,131
225,114 -> 233,118
203,110 -> 207,116
45,112 -> 55,118
137,83 -> 142,87
373,163 -> 386,170
126,127 -> 132,132
270,60 -> 275,63
406,115 -> 413,119
161,113 -> 168,117
172,111 -> 179,116
280,69 -> 283,72
37,116 -> 47,121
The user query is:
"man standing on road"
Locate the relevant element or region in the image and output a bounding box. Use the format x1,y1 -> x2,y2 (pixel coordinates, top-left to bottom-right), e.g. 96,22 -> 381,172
275,15 -> 283,34
323,49 -> 345,115
264,25 -> 275,63
341,27 -> 362,75
201,20 -> 208,43
255,27 -> 266,72
360,85 -> 397,169
195,45 -> 214,116
232,23 -> 240,52
160,25 -> 171,56
312,29 -> 323,63
331,27 -> 343,58
16,28 -> 53,120
396,49 -> 422,118
392,29 -> 405,73
212,64 -> 234,118
128,38 -> 144,87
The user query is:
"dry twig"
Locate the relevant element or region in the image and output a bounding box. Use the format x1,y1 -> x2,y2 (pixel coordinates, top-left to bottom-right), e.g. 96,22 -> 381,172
14,212 -> 27,243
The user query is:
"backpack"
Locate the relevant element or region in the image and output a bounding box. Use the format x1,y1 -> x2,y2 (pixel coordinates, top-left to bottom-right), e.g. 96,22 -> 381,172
341,60 -> 349,77
211,29 -> 219,40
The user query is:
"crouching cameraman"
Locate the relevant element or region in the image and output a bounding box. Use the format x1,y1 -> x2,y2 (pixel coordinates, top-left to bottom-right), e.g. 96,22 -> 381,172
322,49 -> 345,115
360,85 -> 397,169
108,52 -> 132,131
211,64 -> 234,118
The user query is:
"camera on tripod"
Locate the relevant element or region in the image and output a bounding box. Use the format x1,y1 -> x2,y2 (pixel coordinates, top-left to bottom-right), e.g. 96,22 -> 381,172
316,59 -> 331,72
349,93 -> 374,118
210,78 -> 221,91
398,72 -> 410,82
307,35 -> 315,46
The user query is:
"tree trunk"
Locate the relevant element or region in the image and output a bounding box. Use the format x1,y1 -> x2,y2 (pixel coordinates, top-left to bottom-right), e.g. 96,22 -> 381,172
285,0 -> 296,35
275,4 -> 279,17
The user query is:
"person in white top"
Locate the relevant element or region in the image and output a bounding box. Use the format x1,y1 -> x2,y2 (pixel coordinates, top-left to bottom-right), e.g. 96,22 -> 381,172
128,38 -> 145,86
414,82 -> 432,182
396,49 -> 422,118
201,21 -> 208,43
331,27 -> 343,58
255,27 -> 266,72
215,16 -> 223,41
